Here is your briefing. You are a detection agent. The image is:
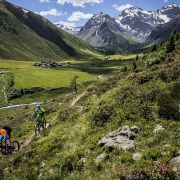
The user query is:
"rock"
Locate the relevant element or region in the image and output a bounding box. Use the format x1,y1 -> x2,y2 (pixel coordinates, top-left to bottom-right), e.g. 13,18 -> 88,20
95,153 -> 107,164
80,158 -> 86,163
170,155 -> 180,174
161,151 -> 170,156
49,169 -> 54,175
133,152 -> 142,161
130,126 -> 140,133
153,124 -> 165,133
163,144 -> 171,148
98,125 -> 139,151
40,162 -> 45,168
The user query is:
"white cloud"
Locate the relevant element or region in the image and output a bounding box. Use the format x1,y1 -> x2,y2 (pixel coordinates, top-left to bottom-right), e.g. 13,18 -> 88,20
57,0 -> 103,7
113,3 -> 134,12
38,8 -> 63,16
56,21 -> 76,28
40,0 -> 50,3
67,11 -> 93,21
163,0 -> 169,3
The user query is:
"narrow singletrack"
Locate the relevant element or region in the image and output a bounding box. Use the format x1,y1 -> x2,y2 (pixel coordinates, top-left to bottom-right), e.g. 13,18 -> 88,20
0,73 -> 10,105
21,92 -> 87,150
0,102 -> 42,110
71,92 -> 86,107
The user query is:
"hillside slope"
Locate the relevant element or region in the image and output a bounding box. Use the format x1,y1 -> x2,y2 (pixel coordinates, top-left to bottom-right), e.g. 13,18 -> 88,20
0,34 -> 179,179
0,0 -> 94,61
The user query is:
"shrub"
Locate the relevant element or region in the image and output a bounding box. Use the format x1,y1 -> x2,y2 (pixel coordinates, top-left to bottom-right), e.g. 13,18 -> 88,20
159,69 -> 179,82
137,74 -> 153,84
169,82 -> 180,99
151,44 -> 157,52
152,162 -> 177,179
158,93 -> 179,120
58,106 -> 78,122
90,100 -> 114,125
146,50 -> 166,66
166,33 -> 175,53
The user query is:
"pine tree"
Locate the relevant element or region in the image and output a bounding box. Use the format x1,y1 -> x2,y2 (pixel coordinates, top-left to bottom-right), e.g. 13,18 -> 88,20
70,75 -> 79,93
160,41 -> 164,47
176,34 -> 179,40
166,31 -> 175,53
151,44 -> 157,52
136,54 -> 139,61
123,66 -> 127,72
172,28 -> 176,35
133,62 -> 137,71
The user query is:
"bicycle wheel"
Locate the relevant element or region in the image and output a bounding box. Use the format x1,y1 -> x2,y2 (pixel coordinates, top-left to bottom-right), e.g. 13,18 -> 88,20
9,141 -> 20,154
43,120 -> 46,128
35,124 -> 41,135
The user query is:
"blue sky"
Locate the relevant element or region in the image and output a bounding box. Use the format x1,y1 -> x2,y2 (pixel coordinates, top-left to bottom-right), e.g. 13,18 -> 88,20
8,0 -> 180,27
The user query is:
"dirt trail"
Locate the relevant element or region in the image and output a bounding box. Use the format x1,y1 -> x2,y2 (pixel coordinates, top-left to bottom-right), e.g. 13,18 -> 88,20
71,92 -> 86,107
0,102 -> 42,110
0,73 -> 11,105
98,75 -> 105,80
20,114 -> 58,150
20,92 -> 86,150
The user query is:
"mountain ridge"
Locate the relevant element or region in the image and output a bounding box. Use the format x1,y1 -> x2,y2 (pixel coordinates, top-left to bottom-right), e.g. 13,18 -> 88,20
74,3 -> 180,52
0,0 -> 94,60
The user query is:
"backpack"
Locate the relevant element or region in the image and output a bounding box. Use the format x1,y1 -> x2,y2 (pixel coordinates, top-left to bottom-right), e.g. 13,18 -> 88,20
36,108 -> 45,116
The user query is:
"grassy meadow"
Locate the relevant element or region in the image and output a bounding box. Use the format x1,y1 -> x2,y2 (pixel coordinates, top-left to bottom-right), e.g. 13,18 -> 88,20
107,53 -> 143,60
0,60 -> 97,89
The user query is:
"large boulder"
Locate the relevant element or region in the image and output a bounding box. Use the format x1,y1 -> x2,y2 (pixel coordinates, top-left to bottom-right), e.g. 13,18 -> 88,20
170,155 -> 180,175
99,125 -> 140,151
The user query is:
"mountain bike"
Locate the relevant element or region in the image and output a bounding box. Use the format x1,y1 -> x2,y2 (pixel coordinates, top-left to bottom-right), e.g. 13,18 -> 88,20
0,139 -> 20,155
35,120 -> 46,135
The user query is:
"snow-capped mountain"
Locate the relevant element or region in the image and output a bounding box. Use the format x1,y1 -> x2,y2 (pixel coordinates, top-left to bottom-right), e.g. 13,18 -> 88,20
56,24 -> 82,35
116,3 -> 180,41
146,16 -> 180,44
76,12 -> 138,53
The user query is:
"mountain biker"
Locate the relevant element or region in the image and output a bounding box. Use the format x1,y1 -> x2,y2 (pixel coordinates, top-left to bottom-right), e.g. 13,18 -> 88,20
32,104 -> 46,127
0,126 -> 12,146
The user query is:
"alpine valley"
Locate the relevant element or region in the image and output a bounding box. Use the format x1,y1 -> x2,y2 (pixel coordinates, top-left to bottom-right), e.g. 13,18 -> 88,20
60,3 -> 180,53
0,0 -> 180,180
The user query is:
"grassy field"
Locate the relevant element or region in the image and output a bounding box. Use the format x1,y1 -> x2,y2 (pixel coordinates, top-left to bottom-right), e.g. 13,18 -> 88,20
1,38 -> 180,179
0,60 -> 97,89
107,53 -> 143,60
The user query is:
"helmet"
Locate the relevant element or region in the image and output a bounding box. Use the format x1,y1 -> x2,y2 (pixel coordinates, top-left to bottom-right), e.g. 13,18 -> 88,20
35,104 -> 41,109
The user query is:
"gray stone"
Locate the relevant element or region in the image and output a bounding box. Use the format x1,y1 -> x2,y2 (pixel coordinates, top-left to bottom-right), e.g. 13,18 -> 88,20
98,125 -> 139,151
95,153 -> 107,164
170,155 -> 180,175
133,152 -> 142,161
130,126 -> 140,133
153,124 -> 165,133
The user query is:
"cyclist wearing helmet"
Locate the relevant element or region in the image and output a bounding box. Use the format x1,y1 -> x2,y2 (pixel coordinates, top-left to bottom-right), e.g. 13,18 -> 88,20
0,126 -> 12,146
32,104 -> 46,127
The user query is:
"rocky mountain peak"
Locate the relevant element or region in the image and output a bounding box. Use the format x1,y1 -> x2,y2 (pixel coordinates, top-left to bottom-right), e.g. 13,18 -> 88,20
115,3 -> 180,41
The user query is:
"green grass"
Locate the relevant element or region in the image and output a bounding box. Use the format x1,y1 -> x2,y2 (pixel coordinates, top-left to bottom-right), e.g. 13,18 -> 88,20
107,53 -> 143,60
0,60 -> 96,89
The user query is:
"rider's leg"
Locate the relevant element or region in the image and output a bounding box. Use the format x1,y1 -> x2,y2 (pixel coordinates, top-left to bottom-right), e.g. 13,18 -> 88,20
0,135 -> 3,145
5,134 -> 10,146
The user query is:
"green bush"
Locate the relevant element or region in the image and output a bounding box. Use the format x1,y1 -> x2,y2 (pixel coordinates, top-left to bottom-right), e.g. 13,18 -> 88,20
158,93 -> 179,120
90,100 -> 114,125
146,51 -> 166,66
137,73 -> 154,84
